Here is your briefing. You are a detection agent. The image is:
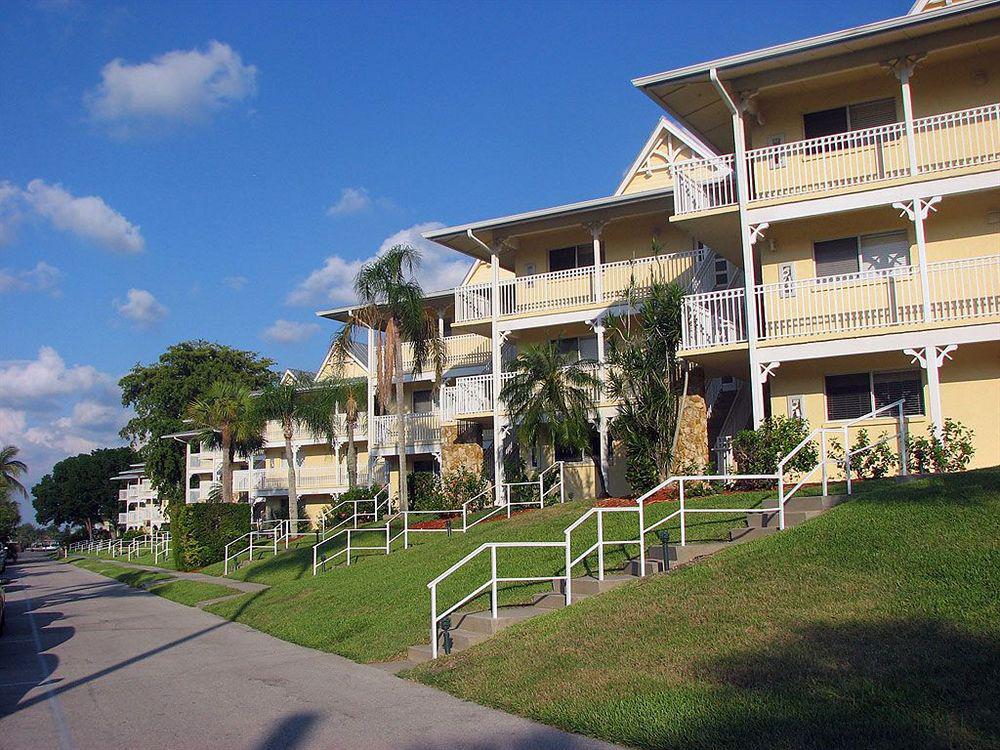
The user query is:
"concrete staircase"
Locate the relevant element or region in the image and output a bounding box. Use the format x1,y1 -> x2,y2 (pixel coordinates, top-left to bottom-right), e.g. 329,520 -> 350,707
400,492 -> 848,668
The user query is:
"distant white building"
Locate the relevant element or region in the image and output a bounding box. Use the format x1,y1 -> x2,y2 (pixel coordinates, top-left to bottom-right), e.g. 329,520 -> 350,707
111,464 -> 167,531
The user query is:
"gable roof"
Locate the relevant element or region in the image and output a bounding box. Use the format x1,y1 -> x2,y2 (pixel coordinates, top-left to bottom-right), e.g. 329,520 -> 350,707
614,116 -> 719,196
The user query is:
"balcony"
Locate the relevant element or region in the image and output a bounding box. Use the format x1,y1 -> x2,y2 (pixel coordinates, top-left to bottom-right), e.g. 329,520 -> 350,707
371,412 -> 441,447
454,250 -> 706,323
402,334 -> 491,373
680,255 -> 1000,350
262,414 -> 368,446
189,453 -> 216,471
442,364 -> 606,420
674,103 -> 1000,216
254,467 -> 369,494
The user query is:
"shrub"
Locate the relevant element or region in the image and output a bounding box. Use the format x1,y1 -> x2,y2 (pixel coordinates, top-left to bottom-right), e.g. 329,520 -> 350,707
732,416 -> 818,480
442,468 -> 488,510
829,429 -> 898,480
407,472 -> 447,512
907,419 -> 975,474
170,502 -> 250,571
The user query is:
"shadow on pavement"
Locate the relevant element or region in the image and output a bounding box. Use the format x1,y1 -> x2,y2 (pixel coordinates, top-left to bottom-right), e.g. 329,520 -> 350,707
251,711 -> 320,750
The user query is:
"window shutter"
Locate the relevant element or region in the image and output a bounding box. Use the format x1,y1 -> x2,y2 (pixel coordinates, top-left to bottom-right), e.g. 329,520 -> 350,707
803,107 -> 849,139
860,231 -> 910,271
873,370 -> 924,416
549,246 -> 577,272
814,237 -> 860,278
848,98 -> 897,131
825,373 -> 871,420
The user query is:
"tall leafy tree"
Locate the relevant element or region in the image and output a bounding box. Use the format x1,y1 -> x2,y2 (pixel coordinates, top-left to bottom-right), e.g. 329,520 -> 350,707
500,342 -> 606,497
0,486 -> 20,544
32,447 -> 138,539
255,383 -> 331,522
186,381 -> 263,505
119,341 -> 276,500
0,445 -> 28,499
331,245 -> 443,511
604,279 -> 684,491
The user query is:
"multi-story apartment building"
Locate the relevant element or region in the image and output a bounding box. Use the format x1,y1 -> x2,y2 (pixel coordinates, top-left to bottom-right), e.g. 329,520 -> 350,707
425,0 -> 999,493
630,0 -> 999,468
177,0 -> 998,518
111,464 -> 167,532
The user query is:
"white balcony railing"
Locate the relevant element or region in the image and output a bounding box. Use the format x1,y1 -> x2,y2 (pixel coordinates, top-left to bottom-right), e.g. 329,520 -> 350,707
189,453 -> 215,471
255,467 -> 369,493
442,373 -> 515,419
262,414 -> 368,446
118,512 -> 128,524
401,334 -> 491,373
680,254 -> 1000,349
454,251 -> 706,323
372,412 -> 441,446
674,103 -> 1000,214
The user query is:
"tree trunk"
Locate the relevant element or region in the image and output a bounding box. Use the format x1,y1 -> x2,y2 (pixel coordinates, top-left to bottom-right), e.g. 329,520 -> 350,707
346,417 -> 357,489
284,421 -> 299,524
85,518 -> 93,541
394,336 -> 409,512
221,428 -> 233,504
591,453 -> 608,498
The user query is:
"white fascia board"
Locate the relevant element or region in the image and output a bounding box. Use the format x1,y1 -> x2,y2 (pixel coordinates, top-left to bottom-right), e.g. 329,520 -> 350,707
744,170 -> 1000,226
758,323 -> 1000,363
459,260 -> 482,286
614,117 -> 720,196
497,304 -> 630,333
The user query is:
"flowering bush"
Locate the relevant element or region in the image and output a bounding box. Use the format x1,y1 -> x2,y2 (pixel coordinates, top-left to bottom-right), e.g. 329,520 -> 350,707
907,419 -> 975,474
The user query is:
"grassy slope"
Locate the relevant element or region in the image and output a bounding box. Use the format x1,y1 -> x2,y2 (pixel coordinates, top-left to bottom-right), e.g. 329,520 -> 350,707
148,580 -> 240,606
410,469 -> 1000,750
205,489 -> 787,662
75,550 -> 177,570
70,559 -> 239,606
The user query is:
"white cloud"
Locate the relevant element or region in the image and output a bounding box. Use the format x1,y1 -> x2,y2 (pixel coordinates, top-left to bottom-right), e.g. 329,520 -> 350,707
261,319 -> 321,344
223,275 -> 248,290
23,179 -> 144,253
114,288 -> 168,327
0,261 -> 62,295
287,222 -> 472,308
0,348 -> 128,521
85,41 -> 258,130
0,346 -> 113,404
326,187 -> 372,217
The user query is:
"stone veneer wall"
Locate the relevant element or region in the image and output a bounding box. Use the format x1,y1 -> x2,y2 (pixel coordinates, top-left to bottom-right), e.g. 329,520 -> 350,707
670,367 -> 709,473
441,423 -> 484,477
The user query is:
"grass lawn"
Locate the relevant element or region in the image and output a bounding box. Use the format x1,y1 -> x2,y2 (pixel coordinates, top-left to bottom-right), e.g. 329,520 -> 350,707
408,469 -> 1000,750
70,558 -> 239,606
73,549 -> 177,570
203,484 -> 846,662
147,579 -> 241,606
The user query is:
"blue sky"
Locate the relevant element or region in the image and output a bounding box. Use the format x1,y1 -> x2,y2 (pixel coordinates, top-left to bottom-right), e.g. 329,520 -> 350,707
0,0 -> 901,519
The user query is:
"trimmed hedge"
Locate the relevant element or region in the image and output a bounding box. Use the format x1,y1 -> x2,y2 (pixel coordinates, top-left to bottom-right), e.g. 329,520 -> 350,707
171,502 -> 250,571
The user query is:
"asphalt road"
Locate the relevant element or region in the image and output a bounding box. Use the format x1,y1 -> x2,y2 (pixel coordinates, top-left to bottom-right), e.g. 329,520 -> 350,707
0,552 -> 623,750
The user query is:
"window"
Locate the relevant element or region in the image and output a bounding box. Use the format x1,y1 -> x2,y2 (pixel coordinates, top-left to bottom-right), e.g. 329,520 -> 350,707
814,231 -> 909,278
554,336 -> 598,363
873,370 -> 923,416
714,256 -> 729,288
555,441 -> 585,462
803,98 -> 897,140
412,389 -> 433,413
548,244 -> 594,272
825,373 -> 872,420
825,370 -> 923,421
412,459 -> 436,474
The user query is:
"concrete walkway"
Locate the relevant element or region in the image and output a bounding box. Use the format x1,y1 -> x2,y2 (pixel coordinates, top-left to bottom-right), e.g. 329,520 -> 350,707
0,553 -> 624,750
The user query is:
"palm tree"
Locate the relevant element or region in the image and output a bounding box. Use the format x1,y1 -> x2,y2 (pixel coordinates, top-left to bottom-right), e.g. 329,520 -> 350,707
255,382 -> 331,523
331,244 -> 444,511
186,381 -> 262,504
500,342 -> 606,497
0,445 -> 29,498
335,378 -> 367,489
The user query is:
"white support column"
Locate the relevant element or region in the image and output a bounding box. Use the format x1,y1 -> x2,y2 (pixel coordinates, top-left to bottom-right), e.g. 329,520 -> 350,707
585,221 -> 606,303
590,316 -> 608,494
888,56 -> 923,177
713,70 -> 764,428
490,247 -> 505,507
438,310 -> 445,339
598,413 -> 609,494
905,344 -> 956,439
894,196 -> 940,324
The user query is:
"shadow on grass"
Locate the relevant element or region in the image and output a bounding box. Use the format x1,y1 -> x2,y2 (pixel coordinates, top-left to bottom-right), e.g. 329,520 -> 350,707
687,617 -> 1000,750
401,728 -> 613,750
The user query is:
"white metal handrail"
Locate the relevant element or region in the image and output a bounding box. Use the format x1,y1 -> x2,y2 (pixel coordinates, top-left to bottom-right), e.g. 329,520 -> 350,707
674,102 -> 1000,213
681,254 -> 1000,350
312,488 -> 391,574
224,528 -> 279,576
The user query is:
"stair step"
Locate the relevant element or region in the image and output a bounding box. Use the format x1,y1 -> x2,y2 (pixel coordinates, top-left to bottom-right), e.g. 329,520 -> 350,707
457,606 -> 541,635
531,592 -> 567,610
646,542 -> 728,566
407,643 -> 435,664
784,493 -> 847,512
551,574 -> 636,596
728,525 -> 777,543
